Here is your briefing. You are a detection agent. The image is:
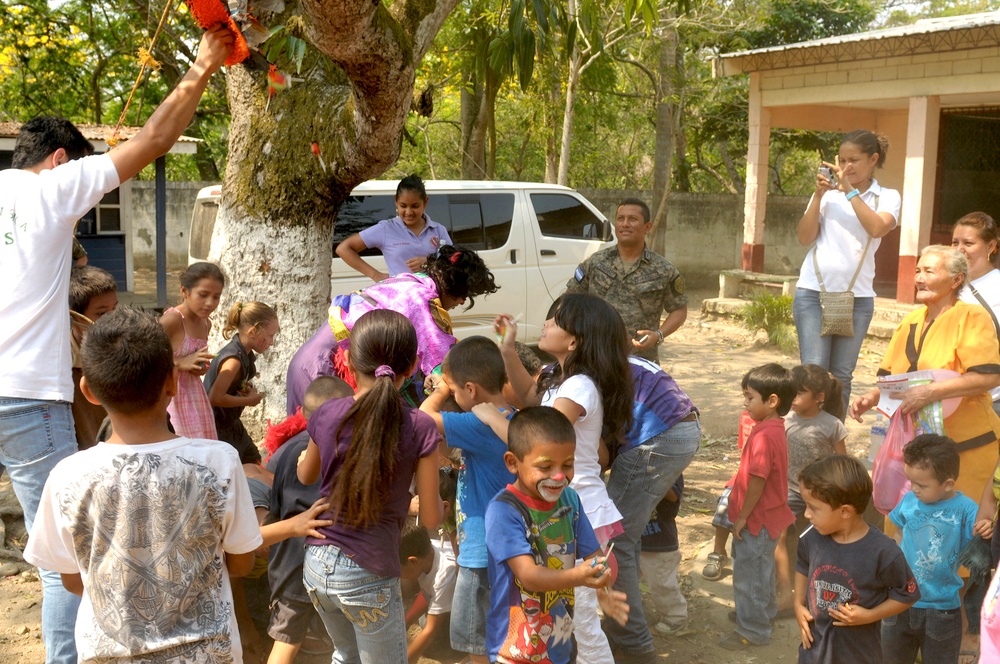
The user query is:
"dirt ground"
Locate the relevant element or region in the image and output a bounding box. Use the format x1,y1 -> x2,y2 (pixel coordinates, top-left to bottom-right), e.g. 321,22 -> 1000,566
0,287 -> 889,663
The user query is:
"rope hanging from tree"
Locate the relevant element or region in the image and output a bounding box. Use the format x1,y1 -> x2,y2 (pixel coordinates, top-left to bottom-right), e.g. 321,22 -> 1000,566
106,0 -> 250,147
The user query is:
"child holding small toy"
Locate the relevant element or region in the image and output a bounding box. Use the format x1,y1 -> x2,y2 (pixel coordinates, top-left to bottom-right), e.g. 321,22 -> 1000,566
160,261 -> 224,439
205,300 -> 279,463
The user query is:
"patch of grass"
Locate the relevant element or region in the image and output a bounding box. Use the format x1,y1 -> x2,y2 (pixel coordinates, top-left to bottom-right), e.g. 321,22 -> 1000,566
740,291 -> 798,354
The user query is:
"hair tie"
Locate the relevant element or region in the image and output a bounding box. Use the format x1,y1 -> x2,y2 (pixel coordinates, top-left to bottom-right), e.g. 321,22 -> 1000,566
375,365 -> 396,379
449,251 -> 462,264
237,302 -> 244,313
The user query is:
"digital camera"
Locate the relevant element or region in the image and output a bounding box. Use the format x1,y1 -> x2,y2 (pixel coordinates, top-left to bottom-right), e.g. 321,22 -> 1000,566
818,166 -> 837,187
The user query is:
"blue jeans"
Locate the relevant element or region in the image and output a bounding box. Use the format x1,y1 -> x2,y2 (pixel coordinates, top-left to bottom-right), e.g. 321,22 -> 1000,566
303,544 -> 407,664
731,527 -> 778,644
881,606 -> 962,664
0,398 -> 80,664
450,565 -> 489,655
605,419 -> 701,656
793,288 -> 875,416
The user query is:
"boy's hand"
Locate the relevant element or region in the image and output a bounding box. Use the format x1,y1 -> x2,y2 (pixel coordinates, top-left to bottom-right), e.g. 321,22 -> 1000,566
829,602 -> 874,627
795,602 -> 814,649
290,497 -> 334,539
577,558 -> 610,589
423,373 -> 447,396
597,587 -> 630,626
472,402 -> 509,426
731,516 -> 747,542
974,518 -> 995,540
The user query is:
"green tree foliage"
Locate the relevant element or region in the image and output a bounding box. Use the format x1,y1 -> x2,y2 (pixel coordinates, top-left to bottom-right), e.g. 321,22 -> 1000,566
734,0 -> 878,49
0,0 -> 229,180
884,0 -> 1000,27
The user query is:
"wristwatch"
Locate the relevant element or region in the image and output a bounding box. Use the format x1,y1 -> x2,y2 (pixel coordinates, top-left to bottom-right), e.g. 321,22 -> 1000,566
656,330 -> 665,345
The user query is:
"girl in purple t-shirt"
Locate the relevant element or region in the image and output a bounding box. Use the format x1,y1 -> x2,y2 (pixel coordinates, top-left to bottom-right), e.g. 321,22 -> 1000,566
297,309 -> 443,664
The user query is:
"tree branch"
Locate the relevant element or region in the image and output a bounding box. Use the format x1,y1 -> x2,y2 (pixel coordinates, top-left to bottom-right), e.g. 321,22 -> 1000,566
299,0 -> 459,181
613,55 -> 659,94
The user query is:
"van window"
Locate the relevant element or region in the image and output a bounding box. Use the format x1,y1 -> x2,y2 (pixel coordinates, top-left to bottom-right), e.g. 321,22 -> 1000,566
531,193 -> 610,241
333,192 -> 515,252
333,195 -> 397,256
189,200 -> 219,261
428,194 -> 514,250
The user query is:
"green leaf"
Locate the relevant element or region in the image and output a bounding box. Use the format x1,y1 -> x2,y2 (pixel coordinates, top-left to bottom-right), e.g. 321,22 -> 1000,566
288,36 -> 306,74
565,20 -> 577,55
517,29 -> 535,91
262,34 -> 287,63
487,36 -> 509,75
532,0 -> 549,33
509,0 -> 524,36
624,0 -> 637,22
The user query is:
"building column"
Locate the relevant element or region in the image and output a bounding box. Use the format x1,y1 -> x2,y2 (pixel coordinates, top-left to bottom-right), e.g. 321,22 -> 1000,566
742,72 -> 770,272
896,95 -> 940,303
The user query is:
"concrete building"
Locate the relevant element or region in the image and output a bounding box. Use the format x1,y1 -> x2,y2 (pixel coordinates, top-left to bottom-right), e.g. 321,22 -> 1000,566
715,12 -> 1000,302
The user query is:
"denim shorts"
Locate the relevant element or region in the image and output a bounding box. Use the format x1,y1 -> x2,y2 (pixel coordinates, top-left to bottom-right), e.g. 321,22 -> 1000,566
712,486 -> 735,530
450,565 -> 490,655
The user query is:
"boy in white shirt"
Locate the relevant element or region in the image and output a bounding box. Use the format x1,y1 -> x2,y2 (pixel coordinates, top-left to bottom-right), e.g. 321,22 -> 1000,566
24,308 -> 262,662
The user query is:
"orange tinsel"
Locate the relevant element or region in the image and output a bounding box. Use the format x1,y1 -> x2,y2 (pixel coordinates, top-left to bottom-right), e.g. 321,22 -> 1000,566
184,0 -> 250,65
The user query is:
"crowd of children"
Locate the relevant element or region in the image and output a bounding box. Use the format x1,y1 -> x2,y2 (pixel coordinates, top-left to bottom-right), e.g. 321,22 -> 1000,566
13,24 -> 1000,664
30,251 -> 1000,664
18,241 -> 1000,664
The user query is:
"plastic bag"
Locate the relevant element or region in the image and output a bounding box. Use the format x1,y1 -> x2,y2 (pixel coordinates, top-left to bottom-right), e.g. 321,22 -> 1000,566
872,411 -> 914,515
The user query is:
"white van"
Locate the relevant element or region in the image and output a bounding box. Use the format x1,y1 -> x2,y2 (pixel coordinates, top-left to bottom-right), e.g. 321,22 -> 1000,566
189,180 -> 613,343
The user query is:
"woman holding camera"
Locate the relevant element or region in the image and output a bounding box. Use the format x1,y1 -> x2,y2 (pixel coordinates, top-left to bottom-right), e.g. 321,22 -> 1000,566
793,129 -> 902,415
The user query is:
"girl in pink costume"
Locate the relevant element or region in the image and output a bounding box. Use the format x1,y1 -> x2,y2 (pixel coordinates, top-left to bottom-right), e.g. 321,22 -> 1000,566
285,245 -> 497,412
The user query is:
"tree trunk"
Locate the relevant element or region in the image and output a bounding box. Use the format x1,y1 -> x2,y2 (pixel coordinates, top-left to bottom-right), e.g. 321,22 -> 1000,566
209,0 -> 459,432
485,75 -> 498,179
556,54 -> 582,187
460,66 -> 488,179
210,205 -> 335,439
544,74 -> 560,183
651,23 -> 678,223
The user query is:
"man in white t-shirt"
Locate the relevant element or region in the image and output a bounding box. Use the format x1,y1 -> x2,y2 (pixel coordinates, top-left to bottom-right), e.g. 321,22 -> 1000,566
0,26 -> 234,664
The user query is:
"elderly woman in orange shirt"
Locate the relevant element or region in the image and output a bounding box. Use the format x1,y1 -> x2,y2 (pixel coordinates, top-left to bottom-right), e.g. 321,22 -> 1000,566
850,245 -> 1000,507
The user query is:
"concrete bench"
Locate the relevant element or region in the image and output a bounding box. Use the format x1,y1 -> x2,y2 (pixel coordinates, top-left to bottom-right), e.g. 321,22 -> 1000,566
719,269 -> 799,299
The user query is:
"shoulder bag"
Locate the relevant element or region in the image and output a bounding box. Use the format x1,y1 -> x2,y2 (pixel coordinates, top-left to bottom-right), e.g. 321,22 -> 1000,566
812,194 -> 878,337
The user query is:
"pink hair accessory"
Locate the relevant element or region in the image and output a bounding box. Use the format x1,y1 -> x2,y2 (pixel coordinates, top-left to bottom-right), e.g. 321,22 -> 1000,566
375,365 -> 396,379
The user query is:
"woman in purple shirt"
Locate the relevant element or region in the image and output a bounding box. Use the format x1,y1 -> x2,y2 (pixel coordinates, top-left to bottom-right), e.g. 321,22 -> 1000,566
336,174 -> 452,280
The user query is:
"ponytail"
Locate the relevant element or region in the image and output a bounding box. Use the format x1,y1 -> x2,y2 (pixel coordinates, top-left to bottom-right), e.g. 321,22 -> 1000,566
328,310 -> 418,528
222,301 -> 277,340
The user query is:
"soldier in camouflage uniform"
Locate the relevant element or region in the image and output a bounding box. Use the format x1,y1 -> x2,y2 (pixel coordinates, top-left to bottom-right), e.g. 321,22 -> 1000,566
566,198 -> 687,363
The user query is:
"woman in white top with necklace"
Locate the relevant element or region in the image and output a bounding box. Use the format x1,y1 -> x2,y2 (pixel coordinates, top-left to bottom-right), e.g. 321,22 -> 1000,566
793,129 -> 902,416
952,211 -> 1000,417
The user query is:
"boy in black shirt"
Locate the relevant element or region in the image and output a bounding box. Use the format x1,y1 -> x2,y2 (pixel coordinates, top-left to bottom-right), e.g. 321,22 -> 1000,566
795,455 -> 919,664
265,376 -> 352,664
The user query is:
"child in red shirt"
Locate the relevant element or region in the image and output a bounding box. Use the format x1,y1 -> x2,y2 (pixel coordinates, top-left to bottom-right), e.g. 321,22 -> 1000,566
720,363 -> 796,651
